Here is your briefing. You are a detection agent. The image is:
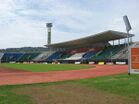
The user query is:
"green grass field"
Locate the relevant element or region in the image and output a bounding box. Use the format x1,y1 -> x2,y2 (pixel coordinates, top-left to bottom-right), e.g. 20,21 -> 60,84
0,63 -> 92,72
0,74 -> 139,104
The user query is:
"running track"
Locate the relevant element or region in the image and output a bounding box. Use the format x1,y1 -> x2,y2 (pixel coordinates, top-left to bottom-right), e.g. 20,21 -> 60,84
0,65 -> 127,85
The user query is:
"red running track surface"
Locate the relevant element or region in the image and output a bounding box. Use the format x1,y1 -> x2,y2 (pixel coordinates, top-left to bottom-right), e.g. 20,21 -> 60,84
0,65 -> 127,85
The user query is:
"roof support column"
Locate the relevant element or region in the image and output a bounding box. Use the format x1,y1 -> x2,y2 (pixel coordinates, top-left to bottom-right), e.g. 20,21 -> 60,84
113,40 -> 114,46
124,38 -> 127,48
118,39 -> 120,46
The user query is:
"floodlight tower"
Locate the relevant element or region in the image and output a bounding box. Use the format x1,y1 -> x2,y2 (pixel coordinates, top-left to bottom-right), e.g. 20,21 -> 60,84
46,23 -> 52,45
123,15 -> 132,75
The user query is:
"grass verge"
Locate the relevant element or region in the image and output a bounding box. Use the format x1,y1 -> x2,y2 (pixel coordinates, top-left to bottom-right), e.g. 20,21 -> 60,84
0,74 -> 139,104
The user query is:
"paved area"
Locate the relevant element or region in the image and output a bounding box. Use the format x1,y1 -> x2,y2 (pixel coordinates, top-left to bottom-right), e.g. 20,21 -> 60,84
0,65 -> 127,85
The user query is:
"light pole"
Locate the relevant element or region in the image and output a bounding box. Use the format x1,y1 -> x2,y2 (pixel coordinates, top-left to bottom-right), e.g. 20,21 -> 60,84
123,15 -> 132,75
46,23 -> 52,45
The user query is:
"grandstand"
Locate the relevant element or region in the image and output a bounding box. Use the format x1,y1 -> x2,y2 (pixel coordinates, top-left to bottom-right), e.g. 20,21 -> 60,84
0,52 -> 40,63
0,47 -> 47,63
44,30 -> 134,63
0,30 -> 135,64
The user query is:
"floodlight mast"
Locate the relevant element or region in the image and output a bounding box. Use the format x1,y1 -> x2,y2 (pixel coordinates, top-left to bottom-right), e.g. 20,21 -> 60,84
123,15 -> 132,75
46,23 -> 52,45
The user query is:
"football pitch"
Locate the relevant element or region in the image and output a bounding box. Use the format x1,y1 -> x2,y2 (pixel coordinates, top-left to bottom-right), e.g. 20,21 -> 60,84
0,63 -> 92,72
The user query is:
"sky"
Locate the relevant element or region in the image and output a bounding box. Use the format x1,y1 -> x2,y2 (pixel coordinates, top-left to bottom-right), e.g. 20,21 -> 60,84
0,0 -> 138,49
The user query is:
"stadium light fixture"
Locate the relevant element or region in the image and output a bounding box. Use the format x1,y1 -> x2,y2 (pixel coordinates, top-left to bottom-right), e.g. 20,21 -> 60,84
123,15 -> 132,75
46,23 -> 53,45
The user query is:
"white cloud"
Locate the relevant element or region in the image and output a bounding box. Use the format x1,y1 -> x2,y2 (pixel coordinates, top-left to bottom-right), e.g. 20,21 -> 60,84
0,0 -> 138,48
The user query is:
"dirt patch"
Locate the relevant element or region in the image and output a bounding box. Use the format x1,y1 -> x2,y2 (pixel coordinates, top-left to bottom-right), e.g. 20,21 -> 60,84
14,83 -> 135,104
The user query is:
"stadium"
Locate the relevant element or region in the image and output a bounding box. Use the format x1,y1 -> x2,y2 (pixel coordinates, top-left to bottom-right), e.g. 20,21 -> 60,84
0,26 -> 139,104
1,0 -> 139,103
0,30 -> 138,64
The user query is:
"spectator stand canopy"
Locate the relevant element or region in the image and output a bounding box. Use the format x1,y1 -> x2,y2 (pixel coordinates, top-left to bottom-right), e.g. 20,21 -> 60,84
45,30 -> 134,50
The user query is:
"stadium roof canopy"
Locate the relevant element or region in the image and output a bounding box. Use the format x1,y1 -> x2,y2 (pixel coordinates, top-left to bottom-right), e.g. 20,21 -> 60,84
46,30 -> 134,49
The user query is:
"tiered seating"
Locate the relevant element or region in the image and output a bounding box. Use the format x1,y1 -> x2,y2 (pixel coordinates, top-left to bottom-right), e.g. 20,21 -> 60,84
133,42 -> 139,47
112,43 -> 137,60
64,48 -> 92,60
46,51 -> 64,61
111,47 -> 127,59
60,52 -> 71,59
82,51 -> 96,60
62,48 -> 101,60
17,53 -> 40,62
92,45 -> 124,60
0,53 -> 4,61
1,53 -> 23,62
33,51 -> 55,62
65,52 -> 85,60
82,48 -> 101,60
